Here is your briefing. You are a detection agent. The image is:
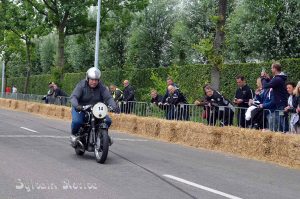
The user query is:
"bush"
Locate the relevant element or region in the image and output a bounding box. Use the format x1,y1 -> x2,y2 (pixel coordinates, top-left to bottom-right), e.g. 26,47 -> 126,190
3,58 -> 300,103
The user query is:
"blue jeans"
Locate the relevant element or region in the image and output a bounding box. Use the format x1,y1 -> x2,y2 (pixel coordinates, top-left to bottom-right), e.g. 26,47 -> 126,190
274,106 -> 289,132
71,107 -> 112,135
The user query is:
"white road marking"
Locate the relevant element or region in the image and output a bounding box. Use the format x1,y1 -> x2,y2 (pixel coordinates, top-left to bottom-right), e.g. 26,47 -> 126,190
0,135 -> 68,139
20,127 -> 39,133
114,138 -> 148,142
163,175 -> 243,199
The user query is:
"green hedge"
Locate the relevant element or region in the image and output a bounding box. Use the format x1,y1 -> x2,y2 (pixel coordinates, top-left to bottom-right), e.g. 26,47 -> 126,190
6,75 -> 52,95
2,58 -> 300,103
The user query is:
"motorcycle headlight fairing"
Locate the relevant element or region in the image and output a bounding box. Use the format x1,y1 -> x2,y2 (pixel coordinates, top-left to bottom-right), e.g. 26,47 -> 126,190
92,102 -> 108,119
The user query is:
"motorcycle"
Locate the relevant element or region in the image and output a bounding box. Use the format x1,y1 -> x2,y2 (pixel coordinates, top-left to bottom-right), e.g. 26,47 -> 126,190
73,102 -> 112,164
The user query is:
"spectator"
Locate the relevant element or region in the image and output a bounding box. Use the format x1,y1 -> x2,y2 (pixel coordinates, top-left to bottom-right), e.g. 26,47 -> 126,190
42,82 -> 55,104
261,63 -> 289,132
284,82 -> 298,133
12,85 -> 17,93
234,75 -> 254,128
109,84 -> 123,103
248,78 -> 275,130
204,85 -> 234,126
122,80 -> 135,114
165,85 -> 189,121
53,84 -> 68,105
163,76 -> 179,102
150,89 -> 163,106
194,84 -> 211,123
5,86 -> 11,94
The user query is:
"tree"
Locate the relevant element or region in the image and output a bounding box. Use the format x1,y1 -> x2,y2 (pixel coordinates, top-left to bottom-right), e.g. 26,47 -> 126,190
170,0 -> 216,65
38,33 -> 57,74
26,0 -> 95,78
100,8 -> 135,69
211,0 -> 228,90
1,0 -> 48,93
226,0 -> 300,62
27,0 -> 149,77
126,0 -> 176,68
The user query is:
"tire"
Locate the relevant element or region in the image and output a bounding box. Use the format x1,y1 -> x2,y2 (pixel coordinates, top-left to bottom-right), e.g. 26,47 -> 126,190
75,147 -> 85,156
94,129 -> 109,164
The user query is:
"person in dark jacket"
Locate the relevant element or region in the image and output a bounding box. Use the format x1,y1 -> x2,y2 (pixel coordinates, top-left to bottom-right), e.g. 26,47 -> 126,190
150,89 -> 163,106
204,85 -> 234,126
249,77 -> 276,130
284,82 -> 300,133
234,75 -> 254,128
261,63 -> 289,132
251,87 -> 276,130
165,85 -> 189,120
162,76 -> 179,103
70,67 -> 119,146
150,89 -> 166,113
122,80 -> 135,114
109,84 -> 123,103
42,82 -> 55,104
53,84 -> 68,105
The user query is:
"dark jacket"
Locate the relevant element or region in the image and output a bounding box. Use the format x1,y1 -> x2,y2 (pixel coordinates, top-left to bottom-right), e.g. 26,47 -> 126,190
123,85 -> 135,101
151,94 -> 163,105
205,91 -> 233,107
165,90 -> 187,106
70,80 -> 118,110
261,73 -> 288,108
235,84 -> 254,108
111,88 -> 123,102
54,87 -> 68,98
163,83 -> 179,102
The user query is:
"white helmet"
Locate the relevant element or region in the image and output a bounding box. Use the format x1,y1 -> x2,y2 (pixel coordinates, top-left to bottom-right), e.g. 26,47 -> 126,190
86,67 -> 101,80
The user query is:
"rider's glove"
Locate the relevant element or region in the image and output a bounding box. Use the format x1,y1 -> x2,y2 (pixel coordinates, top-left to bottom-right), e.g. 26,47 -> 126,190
75,105 -> 83,112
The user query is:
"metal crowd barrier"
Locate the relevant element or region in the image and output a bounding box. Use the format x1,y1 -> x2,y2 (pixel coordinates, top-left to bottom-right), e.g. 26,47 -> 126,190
0,92 -> 296,133
0,92 -> 71,107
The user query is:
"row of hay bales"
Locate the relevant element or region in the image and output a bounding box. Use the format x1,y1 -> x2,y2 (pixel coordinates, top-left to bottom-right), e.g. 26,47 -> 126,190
0,98 -> 299,169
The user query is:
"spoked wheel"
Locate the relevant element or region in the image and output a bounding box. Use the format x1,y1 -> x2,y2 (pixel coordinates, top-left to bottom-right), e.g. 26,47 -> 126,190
94,129 -> 109,164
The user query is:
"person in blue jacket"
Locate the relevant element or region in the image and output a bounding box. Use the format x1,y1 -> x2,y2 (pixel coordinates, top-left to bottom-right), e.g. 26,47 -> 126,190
261,63 -> 289,132
248,77 -> 276,130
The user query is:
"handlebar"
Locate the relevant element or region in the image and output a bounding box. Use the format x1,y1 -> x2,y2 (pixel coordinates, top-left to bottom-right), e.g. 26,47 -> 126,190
82,105 -> 92,111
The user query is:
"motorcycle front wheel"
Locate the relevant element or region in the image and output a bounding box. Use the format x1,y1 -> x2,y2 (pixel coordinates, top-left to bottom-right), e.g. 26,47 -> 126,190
94,129 -> 109,164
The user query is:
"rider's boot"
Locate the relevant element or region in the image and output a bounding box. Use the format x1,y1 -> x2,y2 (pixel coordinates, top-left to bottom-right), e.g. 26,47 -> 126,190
70,134 -> 79,148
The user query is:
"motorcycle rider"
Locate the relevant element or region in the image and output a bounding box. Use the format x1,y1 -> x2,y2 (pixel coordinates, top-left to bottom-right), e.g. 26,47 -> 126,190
70,67 -> 119,146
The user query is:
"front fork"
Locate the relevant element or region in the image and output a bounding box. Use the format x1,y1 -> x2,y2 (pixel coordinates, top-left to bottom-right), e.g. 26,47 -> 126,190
90,117 -> 109,148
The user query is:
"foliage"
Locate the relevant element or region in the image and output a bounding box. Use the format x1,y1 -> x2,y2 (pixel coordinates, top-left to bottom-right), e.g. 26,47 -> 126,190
226,0 -> 300,62
126,0 -> 176,68
5,58 -> 300,104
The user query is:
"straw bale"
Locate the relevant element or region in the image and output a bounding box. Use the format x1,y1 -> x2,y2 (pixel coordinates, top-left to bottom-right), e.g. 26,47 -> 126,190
17,101 -> 28,111
10,100 -> 18,109
39,104 -> 51,116
63,107 -> 72,120
26,103 -> 40,113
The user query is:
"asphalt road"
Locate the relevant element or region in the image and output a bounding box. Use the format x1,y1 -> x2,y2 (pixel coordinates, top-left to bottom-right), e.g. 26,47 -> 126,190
0,108 -> 299,199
